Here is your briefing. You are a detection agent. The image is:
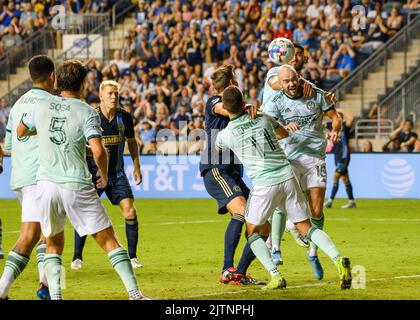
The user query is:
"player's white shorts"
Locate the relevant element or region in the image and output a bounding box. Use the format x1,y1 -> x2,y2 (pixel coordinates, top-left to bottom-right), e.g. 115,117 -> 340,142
245,178 -> 310,226
36,180 -> 112,238
290,154 -> 327,191
14,184 -> 40,223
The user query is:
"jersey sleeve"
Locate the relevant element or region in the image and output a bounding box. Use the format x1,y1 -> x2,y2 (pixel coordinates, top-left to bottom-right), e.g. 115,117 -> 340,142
215,129 -> 229,150
123,112 -> 135,139
5,113 -> 12,151
264,114 -> 280,129
84,110 -> 102,141
21,110 -> 36,132
207,95 -> 223,117
266,67 -> 279,82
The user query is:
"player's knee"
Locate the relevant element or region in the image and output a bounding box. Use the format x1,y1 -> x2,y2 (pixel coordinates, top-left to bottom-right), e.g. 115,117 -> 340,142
123,206 -> 137,220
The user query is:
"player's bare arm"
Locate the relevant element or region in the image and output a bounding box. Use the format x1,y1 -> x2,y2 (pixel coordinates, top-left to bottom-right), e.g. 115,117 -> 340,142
274,124 -> 290,140
0,146 -> 3,174
127,137 -> 142,185
325,108 -> 342,143
16,122 -> 37,138
89,137 -> 109,189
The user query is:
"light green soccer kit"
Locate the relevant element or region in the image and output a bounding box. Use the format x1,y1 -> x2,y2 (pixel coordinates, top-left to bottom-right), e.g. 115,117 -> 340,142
262,66 -> 280,106
216,113 -> 309,225
22,96 -> 111,237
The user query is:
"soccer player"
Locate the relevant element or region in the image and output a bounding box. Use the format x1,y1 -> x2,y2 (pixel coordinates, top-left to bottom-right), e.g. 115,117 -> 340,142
71,80 -> 143,270
17,60 -> 148,300
0,55 -> 55,300
0,146 -> 3,260
324,108 -> 356,209
200,64 -> 262,285
263,65 -> 342,281
216,85 -> 352,290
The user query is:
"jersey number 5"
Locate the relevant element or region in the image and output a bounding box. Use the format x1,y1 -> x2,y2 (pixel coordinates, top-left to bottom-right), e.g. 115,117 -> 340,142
49,117 -> 67,145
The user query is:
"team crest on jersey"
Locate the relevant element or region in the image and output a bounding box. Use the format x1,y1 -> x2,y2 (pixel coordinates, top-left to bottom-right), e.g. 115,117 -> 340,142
233,185 -> 241,192
306,101 -> 317,112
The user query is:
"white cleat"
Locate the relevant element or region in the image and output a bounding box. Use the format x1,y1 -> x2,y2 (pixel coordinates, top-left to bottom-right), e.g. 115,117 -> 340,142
285,219 -> 310,248
324,199 -> 333,208
129,290 -> 151,300
130,258 -> 143,268
341,201 -> 356,209
70,259 -> 83,270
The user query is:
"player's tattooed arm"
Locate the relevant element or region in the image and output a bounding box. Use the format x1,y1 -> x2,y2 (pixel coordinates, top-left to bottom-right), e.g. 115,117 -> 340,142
325,108 -> 342,143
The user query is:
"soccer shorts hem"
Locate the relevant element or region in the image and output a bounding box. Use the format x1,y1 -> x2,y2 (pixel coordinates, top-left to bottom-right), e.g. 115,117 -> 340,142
14,184 -> 40,223
36,180 -> 112,238
245,178 -> 309,226
290,154 -> 327,191
96,173 -> 134,205
203,168 -> 250,214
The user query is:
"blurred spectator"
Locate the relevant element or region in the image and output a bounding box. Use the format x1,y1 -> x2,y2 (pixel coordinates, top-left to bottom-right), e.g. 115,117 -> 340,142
386,7 -> 403,37
390,120 -> 418,152
413,140 -> 420,152
362,140 -> 373,152
331,43 -> 356,78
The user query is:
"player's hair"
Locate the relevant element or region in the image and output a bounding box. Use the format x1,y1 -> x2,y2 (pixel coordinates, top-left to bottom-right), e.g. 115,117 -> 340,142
56,60 -> 88,93
211,64 -> 236,93
293,43 -> 305,52
222,85 -> 244,115
28,55 -> 55,83
100,80 -> 120,94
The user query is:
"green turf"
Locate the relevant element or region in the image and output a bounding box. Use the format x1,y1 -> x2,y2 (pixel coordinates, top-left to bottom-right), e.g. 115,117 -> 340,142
1,198 -> 420,300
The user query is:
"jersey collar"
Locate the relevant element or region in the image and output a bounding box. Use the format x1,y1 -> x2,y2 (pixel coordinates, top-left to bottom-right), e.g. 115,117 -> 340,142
230,112 -> 246,122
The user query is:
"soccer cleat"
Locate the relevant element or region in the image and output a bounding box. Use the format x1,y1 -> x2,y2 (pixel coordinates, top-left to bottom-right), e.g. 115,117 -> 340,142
341,201 -> 356,209
286,227 -> 310,248
130,258 -> 143,268
219,267 -> 239,284
272,250 -> 284,265
324,199 -> 333,208
36,283 -> 51,300
262,273 -> 286,290
70,258 -> 83,270
337,256 -> 352,290
306,253 -> 324,280
0,252 -> 3,259
129,290 -> 151,300
235,274 -> 266,285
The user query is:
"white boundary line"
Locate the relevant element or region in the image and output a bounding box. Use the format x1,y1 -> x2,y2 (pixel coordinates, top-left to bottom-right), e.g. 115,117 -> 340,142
173,274 -> 420,299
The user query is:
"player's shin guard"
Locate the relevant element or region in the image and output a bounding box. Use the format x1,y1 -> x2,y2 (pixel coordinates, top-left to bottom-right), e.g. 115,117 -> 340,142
247,234 -> 279,276
43,254 -> 63,300
108,247 -> 140,299
73,230 -> 87,261
223,213 -> 244,271
306,227 -> 340,263
125,217 -> 139,259
271,209 -> 286,253
36,241 -> 47,285
0,251 -> 29,299
309,214 -> 325,256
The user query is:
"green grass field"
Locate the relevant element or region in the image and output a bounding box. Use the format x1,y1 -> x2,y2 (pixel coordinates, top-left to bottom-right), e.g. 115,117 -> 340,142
1,198 -> 420,300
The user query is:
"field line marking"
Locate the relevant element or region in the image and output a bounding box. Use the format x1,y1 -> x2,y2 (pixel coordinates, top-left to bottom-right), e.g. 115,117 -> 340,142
173,274 -> 420,299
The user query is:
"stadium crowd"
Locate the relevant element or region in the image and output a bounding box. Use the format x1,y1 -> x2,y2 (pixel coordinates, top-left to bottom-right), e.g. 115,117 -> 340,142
0,0 -> 419,153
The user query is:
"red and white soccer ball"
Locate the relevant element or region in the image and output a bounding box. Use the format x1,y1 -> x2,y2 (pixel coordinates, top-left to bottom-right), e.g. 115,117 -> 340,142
267,37 -> 295,65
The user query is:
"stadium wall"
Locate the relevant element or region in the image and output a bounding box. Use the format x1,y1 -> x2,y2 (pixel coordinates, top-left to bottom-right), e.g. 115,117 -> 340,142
0,154 -> 419,199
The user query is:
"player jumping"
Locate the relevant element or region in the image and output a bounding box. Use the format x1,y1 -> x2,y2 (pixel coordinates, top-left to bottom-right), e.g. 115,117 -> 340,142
216,85 -> 352,290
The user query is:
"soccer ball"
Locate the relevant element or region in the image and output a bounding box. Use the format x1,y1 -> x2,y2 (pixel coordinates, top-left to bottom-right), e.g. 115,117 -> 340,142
267,38 -> 295,65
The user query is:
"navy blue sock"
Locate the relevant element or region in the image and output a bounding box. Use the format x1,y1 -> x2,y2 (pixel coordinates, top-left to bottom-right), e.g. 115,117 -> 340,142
223,214 -> 244,271
73,230 -> 87,261
330,182 -> 339,200
345,182 -> 354,200
125,217 -> 139,259
236,242 -> 256,275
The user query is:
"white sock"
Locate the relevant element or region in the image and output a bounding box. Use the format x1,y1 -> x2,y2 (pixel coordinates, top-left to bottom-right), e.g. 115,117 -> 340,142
0,270 -> 14,299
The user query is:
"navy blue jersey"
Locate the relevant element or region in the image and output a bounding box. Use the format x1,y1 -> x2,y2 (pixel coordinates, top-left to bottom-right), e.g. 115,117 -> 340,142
87,107 -> 134,177
199,95 -> 242,175
332,122 -> 351,160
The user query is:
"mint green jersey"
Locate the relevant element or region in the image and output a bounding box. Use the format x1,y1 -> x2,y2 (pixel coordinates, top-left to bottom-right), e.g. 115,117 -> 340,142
22,96 -> 102,190
5,88 -> 52,190
215,113 -> 294,187
262,66 -> 280,106
262,87 -> 334,161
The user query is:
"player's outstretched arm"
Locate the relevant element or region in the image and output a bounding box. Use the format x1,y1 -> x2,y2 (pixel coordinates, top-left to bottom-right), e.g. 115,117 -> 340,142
89,137 -> 109,189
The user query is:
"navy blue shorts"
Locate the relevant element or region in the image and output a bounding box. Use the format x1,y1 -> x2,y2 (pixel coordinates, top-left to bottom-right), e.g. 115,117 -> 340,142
92,172 -> 134,205
334,154 -> 350,175
203,168 -> 250,214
